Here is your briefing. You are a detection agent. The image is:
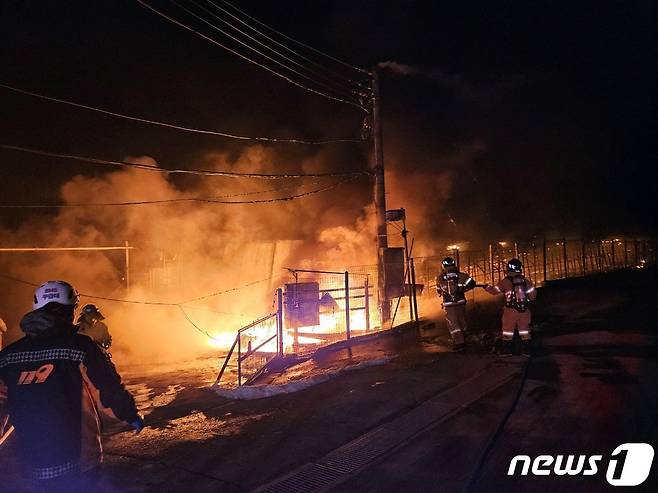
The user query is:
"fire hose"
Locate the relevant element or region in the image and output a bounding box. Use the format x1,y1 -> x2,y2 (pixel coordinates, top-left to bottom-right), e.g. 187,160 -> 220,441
0,423 -> 14,447
462,352 -> 533,493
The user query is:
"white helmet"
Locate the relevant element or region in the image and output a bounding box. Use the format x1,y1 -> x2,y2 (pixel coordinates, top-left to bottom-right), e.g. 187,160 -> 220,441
33,280 -> 80,310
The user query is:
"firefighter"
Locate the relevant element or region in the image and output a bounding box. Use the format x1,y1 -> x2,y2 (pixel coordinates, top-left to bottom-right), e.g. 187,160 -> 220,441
77,303 -> 112,350
436,256 -> 476,351
485,258 -> 537,351
0,280 -> 143,489
0,316 -> 6,350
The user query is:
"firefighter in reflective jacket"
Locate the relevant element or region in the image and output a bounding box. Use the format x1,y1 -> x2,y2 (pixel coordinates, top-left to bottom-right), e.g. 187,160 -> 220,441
436,257 -> 476,350
77,304 -> 112,350
0,280 -> 143,488
485,258 -> 537,343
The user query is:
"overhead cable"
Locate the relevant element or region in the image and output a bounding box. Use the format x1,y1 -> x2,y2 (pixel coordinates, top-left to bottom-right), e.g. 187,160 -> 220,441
0,83 -> 365,144
136,0 -> 368,112
0,176 -> 362,208
218,0 -> 370,76
171,0 -> 361,101
203,0 -> 368,90
0,144 -> 370,179
0,272 -> 274,342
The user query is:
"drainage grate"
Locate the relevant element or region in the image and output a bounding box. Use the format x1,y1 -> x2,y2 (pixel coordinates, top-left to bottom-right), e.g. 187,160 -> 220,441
318,427 -> 402,474
255,364 -> 521,493
260,463 -> 343,493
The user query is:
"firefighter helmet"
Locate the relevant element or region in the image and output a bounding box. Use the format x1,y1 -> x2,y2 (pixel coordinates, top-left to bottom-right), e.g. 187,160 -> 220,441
442,256 -> 456,268
33,281 -> 80,310
507,258 -> 523,273
82,303 -> 104,320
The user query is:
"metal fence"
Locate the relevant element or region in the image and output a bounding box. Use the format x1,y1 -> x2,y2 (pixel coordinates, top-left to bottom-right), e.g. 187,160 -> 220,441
282,269 -> 374,353
215,310 -> 281,387
414,237 -> 656,291
216,237 -> 655,387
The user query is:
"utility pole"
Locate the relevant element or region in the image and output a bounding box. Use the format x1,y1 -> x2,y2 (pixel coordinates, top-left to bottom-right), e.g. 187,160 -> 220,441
372,67 -> 390,324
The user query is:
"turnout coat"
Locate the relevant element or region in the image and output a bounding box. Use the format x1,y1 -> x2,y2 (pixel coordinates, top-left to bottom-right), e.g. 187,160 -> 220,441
0,309 -> 138,480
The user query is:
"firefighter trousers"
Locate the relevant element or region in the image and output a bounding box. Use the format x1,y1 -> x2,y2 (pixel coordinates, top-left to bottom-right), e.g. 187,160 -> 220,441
501,307 -> 532,341
445,304 -> 467,345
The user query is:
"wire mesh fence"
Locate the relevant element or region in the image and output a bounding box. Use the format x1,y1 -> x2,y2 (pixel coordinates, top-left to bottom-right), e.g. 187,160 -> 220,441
216,237 -> 656,386
216,312 -> 279,387
281,269 -> 374,354
414,238 -> 656,289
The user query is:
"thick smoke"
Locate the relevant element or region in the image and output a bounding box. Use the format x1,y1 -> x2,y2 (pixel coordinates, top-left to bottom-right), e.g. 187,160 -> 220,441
0,146 -> 378,363
378,61 -> 526,103
0,125 -> 478,364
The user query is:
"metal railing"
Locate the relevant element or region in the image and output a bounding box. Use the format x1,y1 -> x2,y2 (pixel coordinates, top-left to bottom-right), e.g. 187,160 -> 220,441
215,308 -> 282,387
215,237 -> 655,387
283,269 -> 373,351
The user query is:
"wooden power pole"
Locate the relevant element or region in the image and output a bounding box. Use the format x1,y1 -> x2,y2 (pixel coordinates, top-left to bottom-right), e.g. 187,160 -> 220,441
372,67 -> 390,324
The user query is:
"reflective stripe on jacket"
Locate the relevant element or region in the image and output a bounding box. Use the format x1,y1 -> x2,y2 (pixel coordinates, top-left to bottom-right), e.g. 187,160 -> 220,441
0,310 -> 138,480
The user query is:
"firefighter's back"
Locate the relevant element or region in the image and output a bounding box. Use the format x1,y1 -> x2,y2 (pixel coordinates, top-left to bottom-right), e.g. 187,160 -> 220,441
0,330 -> 100,479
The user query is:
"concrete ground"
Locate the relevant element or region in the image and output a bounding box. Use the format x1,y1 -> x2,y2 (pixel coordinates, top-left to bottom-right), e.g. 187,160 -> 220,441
1,268 -> 656,492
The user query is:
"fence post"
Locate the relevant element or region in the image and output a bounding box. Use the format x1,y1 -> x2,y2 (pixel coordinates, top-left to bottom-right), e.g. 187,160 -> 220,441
124,241 -> 131,293
597,240 -> 603,271
344,271 -> 351,340
410,258 -> 419,322
581,240 -> 586,276
364,277 -> 371,331
489,244 -> 494,285
543,238 -> 548,282
562,238 -> 568,278
237,334 -> 242,387
276,288 -> 284,356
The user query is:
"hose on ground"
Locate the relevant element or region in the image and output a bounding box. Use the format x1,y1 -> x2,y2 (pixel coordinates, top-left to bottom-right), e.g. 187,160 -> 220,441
462,350 -> 533,493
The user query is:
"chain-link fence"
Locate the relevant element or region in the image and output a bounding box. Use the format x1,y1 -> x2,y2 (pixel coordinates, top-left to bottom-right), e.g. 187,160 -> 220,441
281,269 -> 374,353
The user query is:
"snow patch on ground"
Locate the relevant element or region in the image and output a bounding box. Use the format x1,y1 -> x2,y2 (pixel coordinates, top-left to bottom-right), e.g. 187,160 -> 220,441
212,357 -> 394,400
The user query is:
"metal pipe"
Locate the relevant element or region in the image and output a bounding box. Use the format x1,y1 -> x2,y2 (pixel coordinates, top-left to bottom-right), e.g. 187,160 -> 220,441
344,271 -> 351,340
410,258 -> 419,322
238,313 -> 278,334
0,246 -> 136,252
276,288 -> 283,356
240,333 -> 278,360
489,244 -> 494,285
364,277 -> 371,331
542,238 -> 547,282
124,240 -> 131,292
237,334 -> 242,387
562,238 -> 568,278
214,335 -> 238,386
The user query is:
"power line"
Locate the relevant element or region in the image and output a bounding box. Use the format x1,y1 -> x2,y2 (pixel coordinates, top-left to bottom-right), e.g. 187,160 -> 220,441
0,175 -> 362,208
179,276 -> 274,304
0,83 -> 365,145
202,0 -> 368,92
0,144 -> 370,179
0,179 -> 321,208
218,0 -> 370,76
171,0 -> 361,101
0,272 -> 274,341
136,0 -> 368,112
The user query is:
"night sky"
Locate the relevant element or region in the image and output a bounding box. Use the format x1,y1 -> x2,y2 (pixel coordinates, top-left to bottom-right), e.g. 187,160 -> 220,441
1,0 -> 656,240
